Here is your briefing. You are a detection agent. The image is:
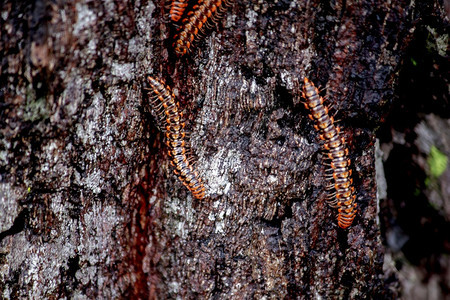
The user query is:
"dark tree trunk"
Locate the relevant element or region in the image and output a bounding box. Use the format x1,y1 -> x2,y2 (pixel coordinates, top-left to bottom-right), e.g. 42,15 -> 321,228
1,0 -> 440,298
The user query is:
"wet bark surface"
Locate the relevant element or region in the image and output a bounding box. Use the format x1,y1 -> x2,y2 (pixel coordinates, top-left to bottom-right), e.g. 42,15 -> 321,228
1,0 -> 440,298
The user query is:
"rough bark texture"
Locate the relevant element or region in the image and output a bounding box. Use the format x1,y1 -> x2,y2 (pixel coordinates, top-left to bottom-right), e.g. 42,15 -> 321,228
1,0 -> 442,299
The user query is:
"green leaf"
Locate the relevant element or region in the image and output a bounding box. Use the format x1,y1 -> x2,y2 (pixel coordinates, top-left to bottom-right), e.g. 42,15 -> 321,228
428,146 -> 448,178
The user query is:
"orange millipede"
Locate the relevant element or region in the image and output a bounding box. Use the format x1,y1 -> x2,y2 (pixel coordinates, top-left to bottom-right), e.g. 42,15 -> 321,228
147,76 -> 206,200
173,0 -> 230,56
302,77 -> 357,229
169,0 -> 189,22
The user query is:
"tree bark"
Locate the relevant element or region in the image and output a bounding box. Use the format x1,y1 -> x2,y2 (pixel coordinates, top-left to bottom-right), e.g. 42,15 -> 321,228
0,0 -> 431,298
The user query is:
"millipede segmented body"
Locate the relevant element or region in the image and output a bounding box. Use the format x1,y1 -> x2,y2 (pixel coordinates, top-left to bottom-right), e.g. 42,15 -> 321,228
174,0 -> 230,56
302,77 -> 357,229
169,0 -> 188,22
147,76 -> 206,200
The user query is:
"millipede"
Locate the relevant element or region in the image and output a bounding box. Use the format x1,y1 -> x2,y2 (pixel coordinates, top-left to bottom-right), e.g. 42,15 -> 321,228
147,76 -> 206,200
302,77 -> 357,229
169,0 -> 189,22
173,0 -> 231,56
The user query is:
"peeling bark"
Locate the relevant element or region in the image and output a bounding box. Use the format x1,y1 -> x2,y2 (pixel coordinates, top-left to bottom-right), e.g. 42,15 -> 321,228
0,0 -> 439,298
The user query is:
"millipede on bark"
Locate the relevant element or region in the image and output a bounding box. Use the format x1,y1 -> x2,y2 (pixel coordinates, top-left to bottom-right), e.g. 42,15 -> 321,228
169,0 -> 189,22
147,76 -> 206,200
302,77 -> 357,229
173,0 -> 231,56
